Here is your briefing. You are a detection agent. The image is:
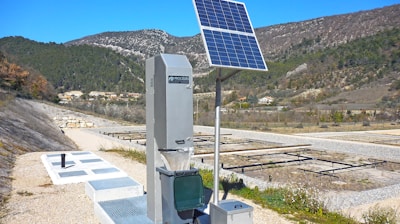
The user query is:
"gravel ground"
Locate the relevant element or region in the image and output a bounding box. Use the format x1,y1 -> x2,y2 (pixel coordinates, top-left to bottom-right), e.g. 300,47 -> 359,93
195,126 -> 400,221
2,101 -> 400,223
1,101 -> 294,224
1,133 -> 294,224
195,126 -> 400,162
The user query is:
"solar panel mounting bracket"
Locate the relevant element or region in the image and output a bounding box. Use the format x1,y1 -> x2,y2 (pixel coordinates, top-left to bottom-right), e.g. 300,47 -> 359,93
217,68 -> 241,82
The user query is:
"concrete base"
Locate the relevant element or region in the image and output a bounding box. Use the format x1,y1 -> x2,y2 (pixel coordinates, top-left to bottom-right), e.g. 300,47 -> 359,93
94,196 -> 153,224
86,177 -> 144,202
41,151 -> 127,185
42,151 -> 153,223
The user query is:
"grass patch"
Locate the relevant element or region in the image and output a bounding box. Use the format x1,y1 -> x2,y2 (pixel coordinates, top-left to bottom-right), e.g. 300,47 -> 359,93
39,183 -> 52,188
0,207 -> 8,219
0,193 -> 11,218
102,147 -> 146,164
16,191 -> 33,196
362,206 -> 398,224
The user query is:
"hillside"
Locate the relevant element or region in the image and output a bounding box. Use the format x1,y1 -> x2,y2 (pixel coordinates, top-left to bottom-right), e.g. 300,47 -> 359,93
0,94 -> 78,208
66,4 -> 400,69
0,51 -> 56,100
0,38 -> 145,93
0,4 -> 399,106
258,4 -> 400,61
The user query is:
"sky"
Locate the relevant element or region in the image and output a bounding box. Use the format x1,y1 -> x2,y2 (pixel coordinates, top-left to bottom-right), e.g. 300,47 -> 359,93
1,0 -> 400,44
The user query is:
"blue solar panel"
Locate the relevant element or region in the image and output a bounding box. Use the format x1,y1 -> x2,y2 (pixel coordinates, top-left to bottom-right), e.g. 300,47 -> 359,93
193,0 -> 267,71
195,0 -> 252,33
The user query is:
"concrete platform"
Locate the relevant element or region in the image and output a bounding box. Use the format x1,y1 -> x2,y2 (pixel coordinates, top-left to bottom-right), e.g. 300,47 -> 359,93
86,177 -> 144,202
95,195 -> 153,224
42,151 -> 153,223
41,151 -> 127,185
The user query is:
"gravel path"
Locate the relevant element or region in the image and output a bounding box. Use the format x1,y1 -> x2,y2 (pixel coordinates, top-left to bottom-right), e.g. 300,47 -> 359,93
195,126 -> 400,162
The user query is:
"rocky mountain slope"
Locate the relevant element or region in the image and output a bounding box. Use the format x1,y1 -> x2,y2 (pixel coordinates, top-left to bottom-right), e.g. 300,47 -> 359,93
66,4 -> 400,72
258,4 -> 400,60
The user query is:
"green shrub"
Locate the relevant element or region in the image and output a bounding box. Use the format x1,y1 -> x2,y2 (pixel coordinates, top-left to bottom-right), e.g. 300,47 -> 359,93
104,147 -> 146,164
362,206 -> 397,224
282,185 -> 326,214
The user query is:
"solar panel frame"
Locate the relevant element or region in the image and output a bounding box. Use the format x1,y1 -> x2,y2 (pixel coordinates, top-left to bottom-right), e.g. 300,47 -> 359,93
193,0 -> 268,71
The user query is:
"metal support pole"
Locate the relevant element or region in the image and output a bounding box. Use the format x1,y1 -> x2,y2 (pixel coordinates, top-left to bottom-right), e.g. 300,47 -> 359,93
212,69 -> 241,205
213,68 -> 222,205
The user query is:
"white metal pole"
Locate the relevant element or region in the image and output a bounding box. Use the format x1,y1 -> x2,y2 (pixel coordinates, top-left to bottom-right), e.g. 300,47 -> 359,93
213,68 -> 222,205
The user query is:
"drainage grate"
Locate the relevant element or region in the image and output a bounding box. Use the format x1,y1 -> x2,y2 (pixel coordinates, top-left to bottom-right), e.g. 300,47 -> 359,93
58,170 -> 87,177
47,154 -> 62,158
92,168 -> 120,174
71,152 -> 92,156
89,177 -> 138,190
98,196 -> 152,224
52,161 -> 75,166
80,159 -> 103,163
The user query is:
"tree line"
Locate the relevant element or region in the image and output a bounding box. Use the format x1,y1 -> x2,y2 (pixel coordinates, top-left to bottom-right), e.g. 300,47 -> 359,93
0,37 -> 145,94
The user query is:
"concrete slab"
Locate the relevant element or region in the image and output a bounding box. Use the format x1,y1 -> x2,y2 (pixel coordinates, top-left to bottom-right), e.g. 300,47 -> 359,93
86,177 -> 144,202
41,151 -> 127,185
94,196 -> 153,224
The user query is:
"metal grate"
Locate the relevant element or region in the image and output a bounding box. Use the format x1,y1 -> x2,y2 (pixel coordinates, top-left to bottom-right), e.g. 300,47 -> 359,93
98,196 -> 153,224
71,152 -> 92,156
58,170 -> 87,177
80,159 -> 103,163
52,161 -> 75,166
89,177 -> 139,190
47,154 -> 62,158
92,167 -> 120,174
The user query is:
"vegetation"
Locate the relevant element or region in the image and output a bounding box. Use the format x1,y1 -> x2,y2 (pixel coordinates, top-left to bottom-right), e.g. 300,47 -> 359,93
16,191 -> 33,197
1,30 -> 399,128
0,37 -> 144,93
67,99 -> 146,124
102,148 -> 147,164
362,206 -> 398,224
1,28 -> 398,101
0,51 -> 55,100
